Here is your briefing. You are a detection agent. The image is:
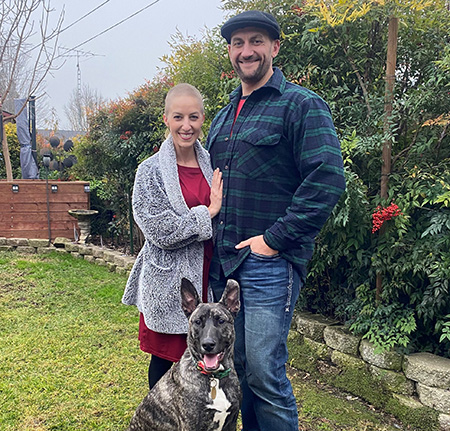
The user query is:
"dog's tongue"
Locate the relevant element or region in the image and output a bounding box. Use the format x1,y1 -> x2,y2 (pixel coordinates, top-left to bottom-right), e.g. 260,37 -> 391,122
203,354 -> 219,370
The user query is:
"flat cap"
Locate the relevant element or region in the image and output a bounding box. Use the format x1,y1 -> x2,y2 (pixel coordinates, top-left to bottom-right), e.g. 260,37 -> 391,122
221,10 -> 280,43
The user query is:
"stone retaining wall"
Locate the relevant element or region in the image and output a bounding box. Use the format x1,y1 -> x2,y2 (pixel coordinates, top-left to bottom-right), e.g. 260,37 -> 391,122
290,311 -> 450,431
2,237 -> 449,430
0,236 -> 135,275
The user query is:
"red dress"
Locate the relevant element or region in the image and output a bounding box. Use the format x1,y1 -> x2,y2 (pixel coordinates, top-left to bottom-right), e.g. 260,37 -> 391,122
138,164 -> 213,361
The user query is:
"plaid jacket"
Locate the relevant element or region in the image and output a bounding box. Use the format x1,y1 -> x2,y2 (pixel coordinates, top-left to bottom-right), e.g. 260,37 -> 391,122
206,68 -> 345,281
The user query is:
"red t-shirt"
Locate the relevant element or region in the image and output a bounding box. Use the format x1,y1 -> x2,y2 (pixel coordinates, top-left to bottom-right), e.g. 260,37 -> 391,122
138,164 -> 213,361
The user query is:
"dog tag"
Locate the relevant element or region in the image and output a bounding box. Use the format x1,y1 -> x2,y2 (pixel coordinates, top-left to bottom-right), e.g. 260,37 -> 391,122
210,379 -> 217,400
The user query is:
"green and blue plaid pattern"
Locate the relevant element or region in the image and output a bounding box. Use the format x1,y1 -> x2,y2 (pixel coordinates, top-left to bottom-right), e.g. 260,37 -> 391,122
206,68 -> 345,281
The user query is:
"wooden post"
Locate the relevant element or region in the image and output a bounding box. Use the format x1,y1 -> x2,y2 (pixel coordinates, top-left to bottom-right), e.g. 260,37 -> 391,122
377,16 -> 399,302
381,16 -> 399,199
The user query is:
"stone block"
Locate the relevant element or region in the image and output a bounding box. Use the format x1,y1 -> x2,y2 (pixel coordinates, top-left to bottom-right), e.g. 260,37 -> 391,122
28,239 -> 50,248
288,329 -> 303,343
36,247 -> 52,254
392,393 -> 424,410
15,246 -> 36,254
0,237 -> 6,245
53,237 -> 71,248
113,254 -> 135,268
331,350 -> 367,371
115,266 -> 130,275
65,243 -> 79,252
95,259 -> 107,267
78,246 -> 93,256
295,311 -> 339,342
287,332 -> 327,374
71,252 -> 81,259
106,262 -> 117,272
37,247 -> 56,254
53,248 -> 68,254
84,255 -> 96,263
404,352 -> 450,389
324,325 -> 361,356
303,337 -> 330,360
114,254 -> 128,267
6,238 -> 28,246
125,258 -> 135,270
439,413 -> 450,431
103,251 -> 117,263
369,364 -> 415,395
0,245 -> 14,252
359,340 -> 403,371
92,247 -> 105,259
417,383 -> 450,414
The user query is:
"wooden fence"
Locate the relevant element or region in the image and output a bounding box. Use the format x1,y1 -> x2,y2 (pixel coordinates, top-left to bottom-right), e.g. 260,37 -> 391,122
0,180 -> 90,241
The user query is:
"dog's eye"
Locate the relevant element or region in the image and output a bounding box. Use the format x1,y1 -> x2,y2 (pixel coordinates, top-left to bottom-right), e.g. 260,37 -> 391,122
194,319 -> 202,325
218,318 -> 225,325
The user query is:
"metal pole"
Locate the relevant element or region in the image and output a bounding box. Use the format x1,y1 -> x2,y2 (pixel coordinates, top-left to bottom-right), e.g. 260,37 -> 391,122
43,156 -> 52,245
29,96 -> 38,170
46,172 -> 52,244
0,106 -> 3,145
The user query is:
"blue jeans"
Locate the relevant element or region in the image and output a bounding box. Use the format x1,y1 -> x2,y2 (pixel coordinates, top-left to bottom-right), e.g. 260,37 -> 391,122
211,252 -> 302,431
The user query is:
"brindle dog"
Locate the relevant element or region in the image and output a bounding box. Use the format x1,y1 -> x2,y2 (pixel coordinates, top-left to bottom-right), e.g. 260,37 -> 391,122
126,278 -> 241,431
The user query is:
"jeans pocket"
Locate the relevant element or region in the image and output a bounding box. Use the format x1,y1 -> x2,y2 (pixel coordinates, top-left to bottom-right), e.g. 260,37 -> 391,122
249,251 -> 280,260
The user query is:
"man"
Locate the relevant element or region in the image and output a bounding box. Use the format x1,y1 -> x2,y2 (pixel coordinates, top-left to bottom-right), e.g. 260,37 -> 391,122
206,10 -> 346,431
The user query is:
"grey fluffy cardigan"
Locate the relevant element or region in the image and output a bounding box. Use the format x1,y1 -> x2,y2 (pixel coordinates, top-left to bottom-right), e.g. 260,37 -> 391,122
122,136 -> 215,334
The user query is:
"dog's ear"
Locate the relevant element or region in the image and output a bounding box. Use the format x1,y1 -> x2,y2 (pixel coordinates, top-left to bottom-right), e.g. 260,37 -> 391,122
219,279 -> 240,317
180,278 -> 201,318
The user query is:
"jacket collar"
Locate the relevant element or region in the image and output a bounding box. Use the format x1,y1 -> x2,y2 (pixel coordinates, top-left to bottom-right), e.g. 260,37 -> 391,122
229,67 -> 286,107
158,136 -> 213,214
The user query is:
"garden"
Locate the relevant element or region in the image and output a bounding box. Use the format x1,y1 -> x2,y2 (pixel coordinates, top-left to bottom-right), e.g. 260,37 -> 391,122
0,250 -> 412,430
34,0 -> 450,358
1,0 -> 450,428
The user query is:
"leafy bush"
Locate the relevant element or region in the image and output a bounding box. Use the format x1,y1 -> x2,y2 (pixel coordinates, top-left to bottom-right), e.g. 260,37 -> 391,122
70,79 -> 170,245
74,0 -> 450,357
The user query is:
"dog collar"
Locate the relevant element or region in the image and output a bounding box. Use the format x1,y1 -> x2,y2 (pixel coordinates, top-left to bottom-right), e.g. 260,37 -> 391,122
196,361 -> 231,379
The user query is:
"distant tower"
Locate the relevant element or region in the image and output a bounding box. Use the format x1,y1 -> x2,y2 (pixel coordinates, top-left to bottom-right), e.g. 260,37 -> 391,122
76,51 -> 82,127
58,46 -> 102,130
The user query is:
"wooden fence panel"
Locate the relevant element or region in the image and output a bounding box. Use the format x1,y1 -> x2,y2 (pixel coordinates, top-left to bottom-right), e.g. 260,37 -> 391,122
0,180 -> 91,240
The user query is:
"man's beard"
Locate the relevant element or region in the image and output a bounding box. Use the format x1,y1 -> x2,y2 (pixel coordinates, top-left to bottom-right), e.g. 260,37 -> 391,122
234,56 -> 271,84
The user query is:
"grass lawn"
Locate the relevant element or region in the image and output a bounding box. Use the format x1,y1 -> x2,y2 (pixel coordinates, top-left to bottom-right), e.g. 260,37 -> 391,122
0,251 -> 404,430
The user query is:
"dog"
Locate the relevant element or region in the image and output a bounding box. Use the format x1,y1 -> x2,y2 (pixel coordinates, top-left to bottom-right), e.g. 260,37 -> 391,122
126,278 -> 242,431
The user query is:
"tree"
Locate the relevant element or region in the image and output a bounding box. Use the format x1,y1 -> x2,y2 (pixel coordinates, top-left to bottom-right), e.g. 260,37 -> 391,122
160,28 -> 234,126
71,78 -> 170,251
74,0 -> 449,355
216,0 -> 450,355
279,0 -> 450,355
64,84 -> 105,132
0,0 -> 64,180
0,123 -> 21,179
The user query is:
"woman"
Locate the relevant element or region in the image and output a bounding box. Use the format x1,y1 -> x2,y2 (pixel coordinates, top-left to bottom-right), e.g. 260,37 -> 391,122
122,83 -> 223,388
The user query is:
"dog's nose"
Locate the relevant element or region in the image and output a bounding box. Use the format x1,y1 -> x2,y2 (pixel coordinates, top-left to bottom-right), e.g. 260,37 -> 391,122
202,338 -> 216,352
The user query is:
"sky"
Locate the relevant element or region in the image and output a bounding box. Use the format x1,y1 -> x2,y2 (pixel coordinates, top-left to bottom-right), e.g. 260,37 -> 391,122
42,0 -> 228,129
